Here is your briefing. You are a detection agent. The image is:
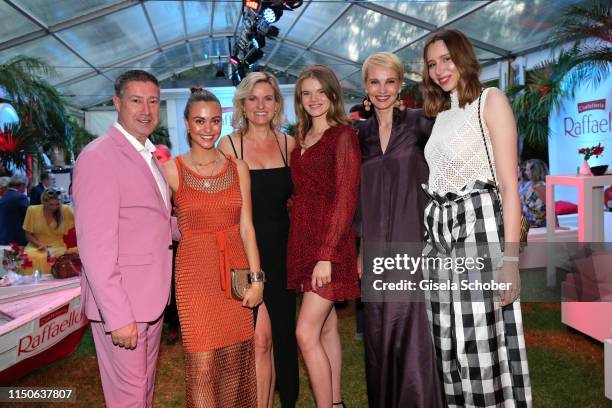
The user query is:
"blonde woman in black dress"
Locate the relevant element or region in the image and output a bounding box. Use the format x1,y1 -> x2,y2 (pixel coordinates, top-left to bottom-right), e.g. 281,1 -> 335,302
218,72 -> 298,408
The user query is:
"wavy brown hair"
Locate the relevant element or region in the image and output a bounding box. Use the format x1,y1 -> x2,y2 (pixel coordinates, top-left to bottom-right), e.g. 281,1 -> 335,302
422,29 -> 483,117
294,65 -> 351,145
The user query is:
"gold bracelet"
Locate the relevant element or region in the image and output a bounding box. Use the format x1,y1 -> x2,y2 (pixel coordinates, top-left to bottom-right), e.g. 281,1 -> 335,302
249,270 -> 266,283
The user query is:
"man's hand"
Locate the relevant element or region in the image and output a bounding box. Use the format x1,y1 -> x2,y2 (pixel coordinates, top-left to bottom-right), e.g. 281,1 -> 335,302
111,321 -> 138,349
311,261 -> 332,292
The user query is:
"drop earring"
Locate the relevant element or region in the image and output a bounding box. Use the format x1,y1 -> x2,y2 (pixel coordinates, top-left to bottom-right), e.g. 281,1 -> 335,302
363,96 -> 372,112
395,94 -> 405,111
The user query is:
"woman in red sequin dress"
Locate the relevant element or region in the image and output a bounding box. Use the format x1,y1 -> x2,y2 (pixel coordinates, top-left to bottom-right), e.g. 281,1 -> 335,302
287,65 -> 360,408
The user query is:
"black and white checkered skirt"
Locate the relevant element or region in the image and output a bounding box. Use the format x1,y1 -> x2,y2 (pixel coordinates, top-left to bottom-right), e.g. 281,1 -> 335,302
422,180 -> 532,408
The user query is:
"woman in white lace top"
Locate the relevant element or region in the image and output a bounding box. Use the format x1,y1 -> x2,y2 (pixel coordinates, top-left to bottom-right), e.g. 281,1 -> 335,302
421,29 -> 532,407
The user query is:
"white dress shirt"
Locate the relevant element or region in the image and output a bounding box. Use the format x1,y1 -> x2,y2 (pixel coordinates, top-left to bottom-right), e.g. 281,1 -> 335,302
114,123 -> 168,208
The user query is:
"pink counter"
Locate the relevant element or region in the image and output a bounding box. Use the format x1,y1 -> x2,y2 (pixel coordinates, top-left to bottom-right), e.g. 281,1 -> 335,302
0,277 -> 88,385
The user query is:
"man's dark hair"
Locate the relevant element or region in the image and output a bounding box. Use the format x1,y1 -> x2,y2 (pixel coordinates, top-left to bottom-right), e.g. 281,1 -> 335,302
40,173 -> 51,182
114,70 -> 159,97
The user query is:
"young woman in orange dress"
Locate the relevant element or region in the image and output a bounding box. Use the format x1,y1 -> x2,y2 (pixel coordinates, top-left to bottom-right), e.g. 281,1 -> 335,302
163,87 -> 263,408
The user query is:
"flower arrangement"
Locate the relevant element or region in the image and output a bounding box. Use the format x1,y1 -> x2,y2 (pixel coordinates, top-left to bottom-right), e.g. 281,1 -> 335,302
2,243 -> 32,273
578,143 -> 604,161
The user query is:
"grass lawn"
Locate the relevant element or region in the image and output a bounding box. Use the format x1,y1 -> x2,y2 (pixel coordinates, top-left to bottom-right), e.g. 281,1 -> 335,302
10,302 -> 612,407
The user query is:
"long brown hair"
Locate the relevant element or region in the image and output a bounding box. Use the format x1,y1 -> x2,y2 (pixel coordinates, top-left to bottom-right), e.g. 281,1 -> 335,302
294,65 -> 351,144
422,29 -> 483,117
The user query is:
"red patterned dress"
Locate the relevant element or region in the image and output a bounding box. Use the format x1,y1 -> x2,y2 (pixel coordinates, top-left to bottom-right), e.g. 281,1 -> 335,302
287,124 -> 361,301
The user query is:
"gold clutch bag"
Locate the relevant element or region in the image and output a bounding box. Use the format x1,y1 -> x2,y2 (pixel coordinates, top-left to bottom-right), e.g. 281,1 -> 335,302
230,268 -> 251,301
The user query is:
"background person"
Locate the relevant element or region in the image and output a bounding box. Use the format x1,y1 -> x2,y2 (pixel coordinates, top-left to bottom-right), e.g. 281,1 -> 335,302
521,158 -> 548,227
23,187 -> 75,274
219,71 -> 299,408
0,176 -> 11,198
163,87 -> 263,407
0,173 -> 29,246
287,64 -> 360,408
29,172 -> 55,205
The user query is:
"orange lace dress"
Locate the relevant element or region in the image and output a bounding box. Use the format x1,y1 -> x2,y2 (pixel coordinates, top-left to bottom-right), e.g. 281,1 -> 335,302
173,156 -> 256,408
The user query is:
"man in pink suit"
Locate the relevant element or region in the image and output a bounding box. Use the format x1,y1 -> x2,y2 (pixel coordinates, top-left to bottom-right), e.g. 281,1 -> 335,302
73,70 -> 174,407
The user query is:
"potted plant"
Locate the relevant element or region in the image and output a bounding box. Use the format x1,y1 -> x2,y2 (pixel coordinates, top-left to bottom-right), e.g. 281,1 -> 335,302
578,143 -> 606,175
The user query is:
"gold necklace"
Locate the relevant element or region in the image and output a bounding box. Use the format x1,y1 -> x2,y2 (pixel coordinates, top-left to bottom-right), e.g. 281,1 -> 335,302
189,150 -> 221,188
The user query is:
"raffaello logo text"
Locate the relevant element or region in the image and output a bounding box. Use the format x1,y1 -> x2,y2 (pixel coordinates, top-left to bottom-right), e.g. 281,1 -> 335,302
564,98 -> 610,137
18,305 -> 84,356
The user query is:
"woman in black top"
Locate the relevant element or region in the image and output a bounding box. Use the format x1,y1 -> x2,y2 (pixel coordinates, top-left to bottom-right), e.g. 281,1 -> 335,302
218,72 -> 298,408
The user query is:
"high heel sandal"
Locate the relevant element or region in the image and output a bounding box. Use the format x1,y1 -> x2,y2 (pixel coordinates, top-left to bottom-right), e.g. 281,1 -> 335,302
332,401 -> 346,407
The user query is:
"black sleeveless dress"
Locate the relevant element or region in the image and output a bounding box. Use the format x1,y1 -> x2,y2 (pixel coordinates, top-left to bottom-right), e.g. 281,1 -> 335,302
228,134 -> 299,408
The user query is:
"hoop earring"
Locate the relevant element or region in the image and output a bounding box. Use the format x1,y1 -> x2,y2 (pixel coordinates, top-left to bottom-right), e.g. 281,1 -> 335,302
363,95 -> 372,112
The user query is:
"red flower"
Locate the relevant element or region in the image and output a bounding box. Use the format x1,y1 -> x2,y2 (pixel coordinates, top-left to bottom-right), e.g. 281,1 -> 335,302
592,143 -> 604,157
579,143 -> 605,161
9,243 -> 20,250
22,259 -> 32,268
0,129 -> 21,153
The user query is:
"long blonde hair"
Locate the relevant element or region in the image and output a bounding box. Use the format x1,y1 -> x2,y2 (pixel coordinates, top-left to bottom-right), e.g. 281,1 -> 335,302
294,65 -> 351,145
232,71 -> 285,133
41,188 -> 64,229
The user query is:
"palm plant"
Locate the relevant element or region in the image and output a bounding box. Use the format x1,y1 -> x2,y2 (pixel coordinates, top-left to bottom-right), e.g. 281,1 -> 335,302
67,118 -> 96,159
507,2 -> 611,146
0,56 -> 70,156
552,2 -> 611,95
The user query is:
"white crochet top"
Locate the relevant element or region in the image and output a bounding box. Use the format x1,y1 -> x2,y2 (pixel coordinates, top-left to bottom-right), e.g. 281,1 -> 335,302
424,87 -> 497,195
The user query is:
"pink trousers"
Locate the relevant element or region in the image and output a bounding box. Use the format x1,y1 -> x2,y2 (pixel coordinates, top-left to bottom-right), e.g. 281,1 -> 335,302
91,317 -> 163,408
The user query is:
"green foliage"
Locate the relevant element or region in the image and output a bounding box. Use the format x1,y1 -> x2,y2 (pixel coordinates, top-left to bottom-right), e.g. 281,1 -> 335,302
67,118 -> 96,158
507,2 -> 611,146
283,122 -> 297,138
0,56 -> 70,151
149,125 -> 172,148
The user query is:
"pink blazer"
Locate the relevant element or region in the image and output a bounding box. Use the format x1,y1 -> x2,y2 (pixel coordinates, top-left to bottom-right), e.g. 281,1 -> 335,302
73,127 -> 174,332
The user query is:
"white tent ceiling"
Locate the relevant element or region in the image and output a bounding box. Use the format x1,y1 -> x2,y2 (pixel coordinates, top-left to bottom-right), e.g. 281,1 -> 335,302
0,0 -> 589,109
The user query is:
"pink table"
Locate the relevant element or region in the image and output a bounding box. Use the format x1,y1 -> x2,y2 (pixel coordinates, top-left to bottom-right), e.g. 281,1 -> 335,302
545,174 -> 612,399
0,277 -> 87,384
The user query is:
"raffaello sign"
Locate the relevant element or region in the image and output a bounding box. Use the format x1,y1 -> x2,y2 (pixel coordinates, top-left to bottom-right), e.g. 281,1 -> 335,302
549,72 -> 611,203
563,99 -> 610,137
14,299 -> 86,362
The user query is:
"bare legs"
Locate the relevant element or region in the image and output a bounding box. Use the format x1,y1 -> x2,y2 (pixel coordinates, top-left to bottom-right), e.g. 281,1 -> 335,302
254,303 -> 275,408
296,292 -> 343,407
